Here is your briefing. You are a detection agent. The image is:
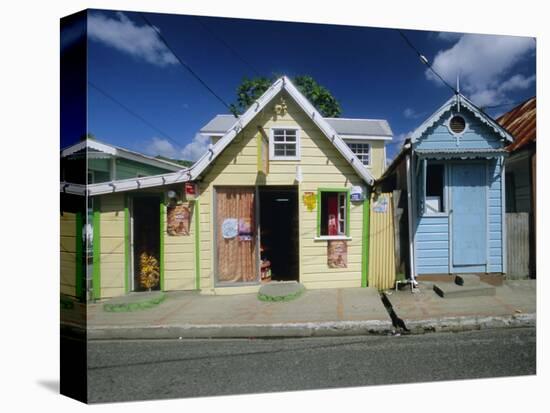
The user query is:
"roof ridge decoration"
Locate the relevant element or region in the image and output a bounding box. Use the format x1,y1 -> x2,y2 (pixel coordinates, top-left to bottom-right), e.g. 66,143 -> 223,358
410,94 -> 514,144
189,76 -> 375,185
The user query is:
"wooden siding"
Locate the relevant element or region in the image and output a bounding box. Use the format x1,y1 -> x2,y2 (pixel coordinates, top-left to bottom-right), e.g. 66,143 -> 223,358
416,110 -> 503,151
506,212 -> 530,277
415,215 -> 450,274
368,193 -> 396,289
60,212 -> 77,296
487,158 -> 503,272
199,91 -> 366,293
163,201 -> 197,291
98,193 -> 126,298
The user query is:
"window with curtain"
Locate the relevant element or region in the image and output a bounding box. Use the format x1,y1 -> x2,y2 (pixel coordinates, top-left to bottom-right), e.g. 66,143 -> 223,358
319,190 -> 349,236
215,187 -> 258,284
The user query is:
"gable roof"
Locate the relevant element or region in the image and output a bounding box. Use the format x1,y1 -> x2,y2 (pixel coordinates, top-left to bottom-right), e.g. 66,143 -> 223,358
61,138 -> 184,171
497,97 -> 536,152
191,76 -> 375,185
410,94 -> 514,144
200,114 -> 393,139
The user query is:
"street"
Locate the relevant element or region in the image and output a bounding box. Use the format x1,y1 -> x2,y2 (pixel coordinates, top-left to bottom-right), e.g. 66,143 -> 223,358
87,327 -> 536,403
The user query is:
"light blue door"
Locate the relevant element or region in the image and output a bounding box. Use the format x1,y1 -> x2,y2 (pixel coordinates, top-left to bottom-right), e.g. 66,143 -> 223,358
451,163 -> 487,266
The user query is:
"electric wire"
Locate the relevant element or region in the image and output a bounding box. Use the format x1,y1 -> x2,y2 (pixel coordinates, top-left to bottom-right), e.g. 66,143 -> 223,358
138,12 -> 238,117
88,81 -> 185,150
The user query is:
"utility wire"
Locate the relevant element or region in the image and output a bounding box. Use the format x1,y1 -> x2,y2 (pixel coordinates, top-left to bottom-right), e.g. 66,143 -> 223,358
138,12 -> 238,117
88,81 -> 185,150
397,29 -> 458,94
194,17 -> 261,77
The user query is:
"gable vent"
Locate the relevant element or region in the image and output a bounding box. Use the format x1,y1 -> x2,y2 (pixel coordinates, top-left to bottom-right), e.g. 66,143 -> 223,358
449,115 -> 466,134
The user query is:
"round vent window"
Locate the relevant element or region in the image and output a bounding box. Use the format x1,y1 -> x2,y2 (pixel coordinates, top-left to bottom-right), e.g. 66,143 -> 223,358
449,115 -> 466,134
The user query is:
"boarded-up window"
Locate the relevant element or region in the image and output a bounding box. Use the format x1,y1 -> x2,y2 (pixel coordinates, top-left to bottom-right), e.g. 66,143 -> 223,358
215,187 -> 258,283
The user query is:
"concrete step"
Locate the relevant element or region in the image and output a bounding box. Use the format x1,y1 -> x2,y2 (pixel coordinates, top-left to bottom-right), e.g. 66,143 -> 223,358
455,274 -> 482,286
433,281 -> 495,298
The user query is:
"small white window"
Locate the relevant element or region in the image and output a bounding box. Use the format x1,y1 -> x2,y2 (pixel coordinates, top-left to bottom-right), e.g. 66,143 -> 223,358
347,142 -> 371,166
270,128 -> 300,160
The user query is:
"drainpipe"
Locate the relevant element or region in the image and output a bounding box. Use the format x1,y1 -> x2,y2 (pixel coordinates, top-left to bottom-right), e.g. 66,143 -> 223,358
405,149 -> 417,288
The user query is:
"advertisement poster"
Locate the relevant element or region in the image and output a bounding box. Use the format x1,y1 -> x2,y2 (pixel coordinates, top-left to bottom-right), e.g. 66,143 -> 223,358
303,191 -> 316,211
166,204 -> 190,236
238,217 -> 253,241
222,218 -> 238,239
327,240 -> 348,268
373,195 -> 389,213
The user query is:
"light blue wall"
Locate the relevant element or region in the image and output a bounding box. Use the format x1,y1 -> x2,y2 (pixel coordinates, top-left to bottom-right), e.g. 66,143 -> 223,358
416,110 -> 504,151
413,106 -> 506,275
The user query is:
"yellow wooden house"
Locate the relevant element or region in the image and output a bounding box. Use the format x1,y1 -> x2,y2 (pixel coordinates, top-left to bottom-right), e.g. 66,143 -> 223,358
61,77 -> 394,299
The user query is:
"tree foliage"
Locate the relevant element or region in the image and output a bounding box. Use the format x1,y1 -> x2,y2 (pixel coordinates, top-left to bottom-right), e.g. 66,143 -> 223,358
230,75 -> 342,118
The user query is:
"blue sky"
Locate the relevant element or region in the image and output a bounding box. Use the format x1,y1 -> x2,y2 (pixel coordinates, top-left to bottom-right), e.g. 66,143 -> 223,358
74,9 -> 536,161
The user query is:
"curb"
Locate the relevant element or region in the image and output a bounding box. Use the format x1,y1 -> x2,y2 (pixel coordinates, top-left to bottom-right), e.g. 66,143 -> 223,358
84,313 -> 535,340
87,320 -> 394,340
403,313 -> 536,334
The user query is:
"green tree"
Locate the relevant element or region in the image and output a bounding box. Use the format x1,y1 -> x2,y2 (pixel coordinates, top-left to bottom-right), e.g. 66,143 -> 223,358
230,75 -> 342,118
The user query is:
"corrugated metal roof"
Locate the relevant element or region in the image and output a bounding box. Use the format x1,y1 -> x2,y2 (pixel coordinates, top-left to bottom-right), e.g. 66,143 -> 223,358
200,114 -> 393,137
497,97 -> 536,152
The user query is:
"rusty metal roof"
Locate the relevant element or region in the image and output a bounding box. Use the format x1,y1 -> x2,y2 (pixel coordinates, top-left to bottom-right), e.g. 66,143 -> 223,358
497,97 -> 536,152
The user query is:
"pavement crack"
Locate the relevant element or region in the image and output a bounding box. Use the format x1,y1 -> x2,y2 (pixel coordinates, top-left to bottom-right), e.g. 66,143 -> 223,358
380,293 -> 410,334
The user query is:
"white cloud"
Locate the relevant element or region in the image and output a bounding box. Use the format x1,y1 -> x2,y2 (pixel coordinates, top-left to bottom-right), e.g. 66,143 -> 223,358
88,12 -> 177,67
144,134 -> 210,162
426,33 -> 535,106
403,107 -> 425,119
181,134 -> 210,161
145,137 -> 179,159
436,31 -> 462,42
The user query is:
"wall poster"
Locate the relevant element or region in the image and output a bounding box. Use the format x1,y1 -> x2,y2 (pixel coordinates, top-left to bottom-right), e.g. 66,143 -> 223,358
166,204 -> 190,236
327,240 -> 348,268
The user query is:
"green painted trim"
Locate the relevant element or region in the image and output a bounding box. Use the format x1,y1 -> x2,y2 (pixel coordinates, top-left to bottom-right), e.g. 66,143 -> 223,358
194,198 -> 201,290
361,195 -> 371,287
92,200 -> 101,300
159,199 -> 165,291
316,187 -> 352,237
124,197 -> 130,294
75,211 -> 84,300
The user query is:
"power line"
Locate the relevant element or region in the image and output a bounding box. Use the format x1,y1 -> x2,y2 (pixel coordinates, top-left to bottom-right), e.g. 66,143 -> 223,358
194,17 -> 261,77
138,12 -> 238,117
397,29 -> 458,94
88,81 -> 185,150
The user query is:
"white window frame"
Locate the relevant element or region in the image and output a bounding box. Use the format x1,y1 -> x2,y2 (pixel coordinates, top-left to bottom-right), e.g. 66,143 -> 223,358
269,127 -> 300,161
346,140 -> 371,167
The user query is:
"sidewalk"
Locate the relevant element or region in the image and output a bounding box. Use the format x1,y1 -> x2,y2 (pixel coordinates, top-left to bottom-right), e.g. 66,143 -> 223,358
69,280 -> 536,340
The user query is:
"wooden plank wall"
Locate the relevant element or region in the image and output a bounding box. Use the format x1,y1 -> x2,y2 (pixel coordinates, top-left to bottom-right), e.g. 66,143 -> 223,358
368,192 -> 396,290
60,212 -> 77,297
506,212 -> 530,278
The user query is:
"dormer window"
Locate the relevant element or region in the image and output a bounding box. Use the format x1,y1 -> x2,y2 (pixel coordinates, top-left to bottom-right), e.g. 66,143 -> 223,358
347,142 -> 371,166
269,128 -> 300,160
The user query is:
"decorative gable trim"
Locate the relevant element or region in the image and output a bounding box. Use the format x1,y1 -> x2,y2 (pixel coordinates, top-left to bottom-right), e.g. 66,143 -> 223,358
410,95 -> 514,144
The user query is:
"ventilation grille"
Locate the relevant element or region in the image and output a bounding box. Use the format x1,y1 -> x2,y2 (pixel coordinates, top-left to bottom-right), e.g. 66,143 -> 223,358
449,115 -> 466,134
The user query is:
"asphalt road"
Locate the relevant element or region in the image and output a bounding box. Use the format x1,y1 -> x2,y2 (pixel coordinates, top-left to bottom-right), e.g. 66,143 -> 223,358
87,327 -> 536,403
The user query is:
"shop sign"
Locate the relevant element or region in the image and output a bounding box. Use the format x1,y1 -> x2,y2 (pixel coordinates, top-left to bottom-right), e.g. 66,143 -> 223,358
350,185 -> 365,202
303,191 -> 317,211
185,182 -> 198,200
167,204 -> 191,236
327,240 -> 348,268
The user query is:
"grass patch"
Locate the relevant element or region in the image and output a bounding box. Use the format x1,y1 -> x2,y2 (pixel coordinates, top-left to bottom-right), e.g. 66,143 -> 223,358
258,286 -> 305,302
103,292 -> 166,312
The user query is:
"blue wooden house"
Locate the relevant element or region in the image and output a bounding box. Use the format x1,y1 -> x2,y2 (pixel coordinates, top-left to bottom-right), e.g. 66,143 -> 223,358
380,94 -> 514,280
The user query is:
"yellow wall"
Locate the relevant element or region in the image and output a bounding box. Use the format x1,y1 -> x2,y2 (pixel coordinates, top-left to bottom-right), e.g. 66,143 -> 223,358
99,194 -> 126,298
365,140 -> 386,179
199,91 -> 367,293
60,212 -> 77,297
368,192 -> 396,290
163,200 -> 196,291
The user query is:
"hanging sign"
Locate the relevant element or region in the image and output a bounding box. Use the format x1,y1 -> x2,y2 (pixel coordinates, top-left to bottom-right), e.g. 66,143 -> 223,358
222,218 -> 238,239
167,204 -> 190,236
185,182 -> 198,200
238,218 -> 254,241
350,185 -> 365,202
373,194 -> 389,213
327,240 -> 348,268
303,192 -> 317,211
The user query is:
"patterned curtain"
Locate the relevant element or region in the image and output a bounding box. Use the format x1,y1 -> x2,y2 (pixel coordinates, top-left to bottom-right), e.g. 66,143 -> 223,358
216,187 -> 257,283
